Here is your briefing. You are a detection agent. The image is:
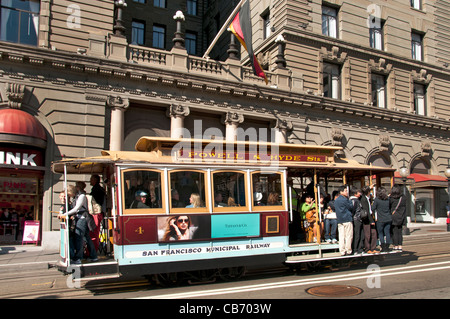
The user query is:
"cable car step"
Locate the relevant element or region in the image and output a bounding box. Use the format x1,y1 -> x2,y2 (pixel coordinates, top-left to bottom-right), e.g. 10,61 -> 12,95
72,261 -> 120,280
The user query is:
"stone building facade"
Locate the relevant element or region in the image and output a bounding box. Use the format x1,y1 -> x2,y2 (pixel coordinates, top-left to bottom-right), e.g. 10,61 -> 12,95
0,0 -> 448,247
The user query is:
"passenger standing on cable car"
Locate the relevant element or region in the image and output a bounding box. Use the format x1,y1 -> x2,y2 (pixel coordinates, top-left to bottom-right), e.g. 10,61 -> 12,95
59,183 -> 98,264
350,187 -> 364,255
361,185 -> 377,254
372,187 -> 392,252
335,185 -> 353,256
389,184 -> 406,252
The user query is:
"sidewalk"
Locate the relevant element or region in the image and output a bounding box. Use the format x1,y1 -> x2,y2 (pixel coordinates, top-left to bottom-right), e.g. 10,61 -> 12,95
0,223 -> 448,274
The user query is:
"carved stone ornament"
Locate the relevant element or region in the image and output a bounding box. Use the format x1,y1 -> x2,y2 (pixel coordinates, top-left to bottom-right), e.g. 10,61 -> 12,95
321,46 -> 347,64
273,119 -> 293,131
421,140 -> 432,157
7,83 -> 25,109
167,104 -> 190,118
412,69 -> 432,85
106,95 -> 129,109
378,134 -> 391,153
331,127 -> 343,146
222,111 -> 244,125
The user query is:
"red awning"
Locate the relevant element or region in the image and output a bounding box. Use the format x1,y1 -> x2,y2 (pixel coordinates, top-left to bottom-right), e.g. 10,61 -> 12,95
394,172 -> 448,188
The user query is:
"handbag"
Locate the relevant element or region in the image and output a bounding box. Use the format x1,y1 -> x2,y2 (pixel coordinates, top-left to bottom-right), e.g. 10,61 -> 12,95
360,209 -> 369,221
392,197 -> 402,215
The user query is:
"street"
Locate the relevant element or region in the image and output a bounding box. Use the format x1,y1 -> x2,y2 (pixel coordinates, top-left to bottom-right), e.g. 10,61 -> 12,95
1,230 -> 450,301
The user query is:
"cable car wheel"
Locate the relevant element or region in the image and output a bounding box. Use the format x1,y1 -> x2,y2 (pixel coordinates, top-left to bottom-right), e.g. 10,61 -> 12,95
218,266 -> 246,281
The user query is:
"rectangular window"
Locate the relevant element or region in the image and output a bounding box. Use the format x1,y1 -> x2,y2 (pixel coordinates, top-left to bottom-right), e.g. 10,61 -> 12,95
187,0 -> 197,15
154,0 -> 166,8
152,24 -> 165,49
185,31 -> 197,55
414,83 -> 426,115
410,0 -> 422,10
412,32 -> 423,61
131,20 -> 145,45
369,21 -> 384,50
252,172 -> 284,210
0,0 -> 40,45
122,169 -> 164,214
169,170 -> 208,212
323,63 -> 341,99
262,11 -> 271,40
134,0 -> 146,3
212,171 -> 247,212
371,74 -> 386,108
322,6 -> 337,38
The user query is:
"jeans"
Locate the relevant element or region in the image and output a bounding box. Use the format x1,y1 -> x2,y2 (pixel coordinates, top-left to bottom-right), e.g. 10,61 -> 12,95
376,221 -> 391,245
73,217 -> 98,261
324,218 -> 337,241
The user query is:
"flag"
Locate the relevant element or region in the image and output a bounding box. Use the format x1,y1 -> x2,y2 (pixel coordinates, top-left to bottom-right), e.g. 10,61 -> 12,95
229,0 -> 268,84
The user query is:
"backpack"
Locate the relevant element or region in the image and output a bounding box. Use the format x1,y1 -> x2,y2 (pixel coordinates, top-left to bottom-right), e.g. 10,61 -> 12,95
86,194 -> 102,215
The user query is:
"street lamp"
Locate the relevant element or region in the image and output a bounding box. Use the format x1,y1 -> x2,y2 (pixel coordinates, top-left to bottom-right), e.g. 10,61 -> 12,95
399,158 -> 410,235
444,159 -> 450,231
172,10 -> 185,49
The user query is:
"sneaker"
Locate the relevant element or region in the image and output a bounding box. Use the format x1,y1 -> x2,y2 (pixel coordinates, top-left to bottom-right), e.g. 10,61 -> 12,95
88,258 -> 98,262
71,259 -> 81,265
326,239 -> 331,243
332,239 -> 338,244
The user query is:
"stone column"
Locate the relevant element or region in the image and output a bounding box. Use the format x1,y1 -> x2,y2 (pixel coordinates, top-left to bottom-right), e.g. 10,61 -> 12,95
222,112 -> 244,142
273,119 -> 293,144
167,104 -> 190,138
107,96 -> 129,151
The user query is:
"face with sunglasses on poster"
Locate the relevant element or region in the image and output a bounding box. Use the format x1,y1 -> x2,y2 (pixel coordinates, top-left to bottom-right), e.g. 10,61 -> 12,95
168,215 -> 192,240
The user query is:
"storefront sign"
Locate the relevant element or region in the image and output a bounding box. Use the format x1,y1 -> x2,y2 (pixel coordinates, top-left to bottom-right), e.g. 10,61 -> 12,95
0,147 -> 44,167
22,221 -> 40,244
179,150 -> 326,163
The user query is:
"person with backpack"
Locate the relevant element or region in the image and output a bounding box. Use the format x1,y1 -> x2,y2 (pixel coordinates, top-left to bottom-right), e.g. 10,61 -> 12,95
361,185 -> 378,254
372,187 -> 392,252
390,184 -> 407,252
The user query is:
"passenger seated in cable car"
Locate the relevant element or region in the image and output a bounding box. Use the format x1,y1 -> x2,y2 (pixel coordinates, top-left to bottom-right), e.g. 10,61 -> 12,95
254,192 -> 265,206
130,191 -> 149,208
186,193 -> 204,208
268,192 -> 281,205
171,189 -> 184,208
214,193 -> 228,207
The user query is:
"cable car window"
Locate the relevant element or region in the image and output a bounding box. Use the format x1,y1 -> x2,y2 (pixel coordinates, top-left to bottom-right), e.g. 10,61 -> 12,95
122,169 -> 164,214
212,171 -> 247,212
169,170 -> 207,211
252,172 -> 284,209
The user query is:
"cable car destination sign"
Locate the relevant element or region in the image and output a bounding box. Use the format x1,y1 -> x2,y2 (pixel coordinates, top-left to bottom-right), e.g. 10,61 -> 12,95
179,150 -> 328,163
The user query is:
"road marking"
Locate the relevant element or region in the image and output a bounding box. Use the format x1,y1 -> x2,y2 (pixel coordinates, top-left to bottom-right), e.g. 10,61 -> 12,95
134,260 -> 450,299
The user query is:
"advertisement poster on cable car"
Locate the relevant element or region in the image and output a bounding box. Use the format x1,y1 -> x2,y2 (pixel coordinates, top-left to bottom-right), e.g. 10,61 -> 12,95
157,215 -> 211,242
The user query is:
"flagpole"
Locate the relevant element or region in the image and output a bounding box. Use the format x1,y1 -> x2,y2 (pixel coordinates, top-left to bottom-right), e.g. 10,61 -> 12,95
202,0 -> 246,59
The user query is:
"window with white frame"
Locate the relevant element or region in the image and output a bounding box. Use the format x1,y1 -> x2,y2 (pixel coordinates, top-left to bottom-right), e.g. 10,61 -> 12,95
413,83 -> 426,115
323,63 -> 341,99
322,6 -> 337,38
131,20 -> 145,45
410,0 -> 422,10
371,74 -> 386,108
262,11 -> 271,40
0,0 -> 40,45
412,32 -> 423,61
369,21 -> 384,50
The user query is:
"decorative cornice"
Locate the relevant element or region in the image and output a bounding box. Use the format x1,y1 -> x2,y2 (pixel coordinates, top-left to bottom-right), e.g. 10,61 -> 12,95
0,42 -> 448,133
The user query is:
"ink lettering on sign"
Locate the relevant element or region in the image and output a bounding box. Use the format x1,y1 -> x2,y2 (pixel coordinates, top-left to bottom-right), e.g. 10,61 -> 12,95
0,149 -> 43,167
